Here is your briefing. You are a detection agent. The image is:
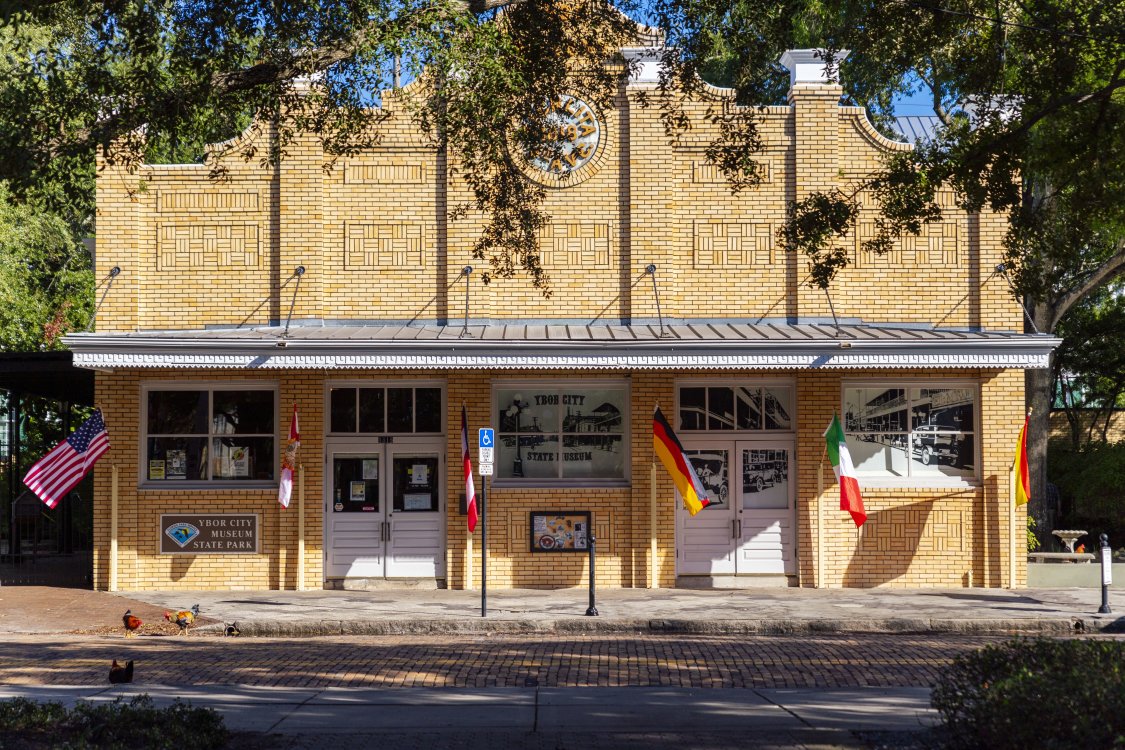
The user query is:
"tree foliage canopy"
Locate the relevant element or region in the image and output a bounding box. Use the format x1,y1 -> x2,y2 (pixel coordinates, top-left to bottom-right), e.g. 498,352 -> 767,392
1,0 -> 1121,302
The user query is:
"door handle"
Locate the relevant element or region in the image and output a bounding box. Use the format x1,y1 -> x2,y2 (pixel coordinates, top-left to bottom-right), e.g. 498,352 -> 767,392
732,519 -> 738,540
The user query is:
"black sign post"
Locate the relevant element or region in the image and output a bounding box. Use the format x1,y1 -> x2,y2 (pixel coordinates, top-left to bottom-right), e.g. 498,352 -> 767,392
481,476 -> 487,618
585,531 -> 599,617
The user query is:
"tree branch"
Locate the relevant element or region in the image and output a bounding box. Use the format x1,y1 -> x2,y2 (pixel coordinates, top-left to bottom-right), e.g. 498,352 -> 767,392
962,73 -> 1125,168
919,65 -> 953,126
1050,240 -> 1125,329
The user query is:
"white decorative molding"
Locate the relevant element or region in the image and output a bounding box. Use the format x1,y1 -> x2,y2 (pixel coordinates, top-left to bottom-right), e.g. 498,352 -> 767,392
72,350 -> 1053,371
779,49 -> 850,87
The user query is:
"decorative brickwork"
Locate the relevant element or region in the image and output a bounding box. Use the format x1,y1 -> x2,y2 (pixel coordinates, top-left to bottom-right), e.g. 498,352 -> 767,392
88,53 -> 1033,592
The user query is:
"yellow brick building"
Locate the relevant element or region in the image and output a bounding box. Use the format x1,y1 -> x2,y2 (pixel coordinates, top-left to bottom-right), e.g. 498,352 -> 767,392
66,47 -> 1057,592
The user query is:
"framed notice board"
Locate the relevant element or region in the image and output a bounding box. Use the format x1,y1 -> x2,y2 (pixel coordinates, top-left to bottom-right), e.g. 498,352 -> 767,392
529,511 -> 590,552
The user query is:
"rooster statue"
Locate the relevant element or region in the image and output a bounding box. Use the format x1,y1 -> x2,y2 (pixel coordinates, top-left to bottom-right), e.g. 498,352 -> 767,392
108,660 -> 134,684
163,604 -> 201,635
122,610 -> 143,638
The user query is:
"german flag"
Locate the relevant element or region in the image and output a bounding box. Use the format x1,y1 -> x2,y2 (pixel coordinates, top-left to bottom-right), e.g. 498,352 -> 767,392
653,406 -> 712,516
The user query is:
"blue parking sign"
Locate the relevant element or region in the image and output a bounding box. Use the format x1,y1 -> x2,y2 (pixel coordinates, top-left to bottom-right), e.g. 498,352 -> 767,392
478,428 -> 494,448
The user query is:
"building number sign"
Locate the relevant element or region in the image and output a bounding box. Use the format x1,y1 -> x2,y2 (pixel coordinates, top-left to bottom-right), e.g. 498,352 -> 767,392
527,94 -> 601,176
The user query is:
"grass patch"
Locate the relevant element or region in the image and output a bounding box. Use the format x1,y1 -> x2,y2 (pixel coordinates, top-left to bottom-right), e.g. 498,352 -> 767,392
0,695 -> 228,750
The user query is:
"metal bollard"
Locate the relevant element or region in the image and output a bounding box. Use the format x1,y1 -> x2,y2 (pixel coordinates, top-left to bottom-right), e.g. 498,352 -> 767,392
586,532 -> 599,616
1098,533 -> 1112,615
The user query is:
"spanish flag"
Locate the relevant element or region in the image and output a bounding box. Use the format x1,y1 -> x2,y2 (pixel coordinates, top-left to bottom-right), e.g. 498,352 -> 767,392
653,406 -> 711,516
1013,415 -> 1030,506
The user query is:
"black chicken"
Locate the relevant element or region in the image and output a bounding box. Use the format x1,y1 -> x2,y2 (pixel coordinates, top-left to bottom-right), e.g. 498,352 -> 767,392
108,660 -> 134,684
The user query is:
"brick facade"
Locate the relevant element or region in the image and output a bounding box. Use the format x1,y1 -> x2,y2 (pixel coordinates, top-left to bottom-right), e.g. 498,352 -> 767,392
86,49 -> 1031,591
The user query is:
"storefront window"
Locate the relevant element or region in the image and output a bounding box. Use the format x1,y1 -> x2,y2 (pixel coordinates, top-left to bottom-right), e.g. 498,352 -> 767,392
844,384 -> 977,481
678,385 -> 792,432
145,387 -> 276,483
329,386 -> 443,434
495,384 -> 627,482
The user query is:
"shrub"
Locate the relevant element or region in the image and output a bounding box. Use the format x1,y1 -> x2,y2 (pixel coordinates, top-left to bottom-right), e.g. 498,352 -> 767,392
0,695 -> 229,749
931,638 -> 1125,749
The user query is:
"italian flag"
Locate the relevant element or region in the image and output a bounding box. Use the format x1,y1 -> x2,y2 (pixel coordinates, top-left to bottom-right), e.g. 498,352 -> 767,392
824,413 -> 866,528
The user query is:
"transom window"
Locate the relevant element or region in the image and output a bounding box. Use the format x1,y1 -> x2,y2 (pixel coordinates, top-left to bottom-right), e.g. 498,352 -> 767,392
329,386 -> 443,434
495,383 -> 628,482
144,387 -> 276,483
678,385 -> 793,431
843,384 -> 978,481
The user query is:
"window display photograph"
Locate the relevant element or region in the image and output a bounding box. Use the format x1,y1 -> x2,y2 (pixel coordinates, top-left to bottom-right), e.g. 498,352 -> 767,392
496,385 -> 626,481
843,385 -> 977,480
684,450 -> 729,507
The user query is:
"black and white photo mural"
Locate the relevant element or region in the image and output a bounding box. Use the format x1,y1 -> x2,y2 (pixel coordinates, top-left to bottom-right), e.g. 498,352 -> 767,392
496,386 -> 626,480
843,385 -> 977,480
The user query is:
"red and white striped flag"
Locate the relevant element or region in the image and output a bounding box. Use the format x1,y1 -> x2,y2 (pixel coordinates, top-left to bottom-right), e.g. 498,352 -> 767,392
23,410 -> 110,509
461,406 -> 478,533
278,404 -> 300,508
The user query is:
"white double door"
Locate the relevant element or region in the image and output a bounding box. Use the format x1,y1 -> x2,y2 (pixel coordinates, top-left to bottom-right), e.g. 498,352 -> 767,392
325,438 -> 445,580
676,438 -> 796,576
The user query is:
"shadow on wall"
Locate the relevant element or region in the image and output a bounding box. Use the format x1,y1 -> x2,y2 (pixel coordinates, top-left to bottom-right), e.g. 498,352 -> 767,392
841,499 -> 939,587
169,553 -> 195,582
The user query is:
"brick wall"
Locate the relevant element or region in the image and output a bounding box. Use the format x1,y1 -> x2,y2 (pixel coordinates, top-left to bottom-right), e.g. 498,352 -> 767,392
95,367 -> 1027,590
89,64 -> 1030,590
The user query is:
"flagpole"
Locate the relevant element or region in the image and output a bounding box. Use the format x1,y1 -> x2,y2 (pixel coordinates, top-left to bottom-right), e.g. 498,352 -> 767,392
1009,461 -> 1016,588
109,464 -> 119,592
649,462 -> 657,589
466,529 -> 474,591
816,458 -> 824,589
297,464 -> 305,591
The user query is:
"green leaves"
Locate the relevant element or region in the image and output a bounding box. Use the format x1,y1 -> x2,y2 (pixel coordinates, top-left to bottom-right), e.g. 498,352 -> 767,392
0,183 -> 94,352
932,638 -> 1125,749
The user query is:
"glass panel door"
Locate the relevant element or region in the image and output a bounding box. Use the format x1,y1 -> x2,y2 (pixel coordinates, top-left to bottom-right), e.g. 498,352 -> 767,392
325,452 -> 384,578
737,440 -> 795,575
675,446 -> 736,576
386,449 -> 444,578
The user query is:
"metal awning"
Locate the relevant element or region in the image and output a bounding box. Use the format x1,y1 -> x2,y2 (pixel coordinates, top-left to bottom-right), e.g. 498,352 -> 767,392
63,321 -> 1059,370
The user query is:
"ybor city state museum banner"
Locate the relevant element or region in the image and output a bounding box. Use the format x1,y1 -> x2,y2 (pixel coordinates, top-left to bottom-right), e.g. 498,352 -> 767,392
160,514 -> 259,554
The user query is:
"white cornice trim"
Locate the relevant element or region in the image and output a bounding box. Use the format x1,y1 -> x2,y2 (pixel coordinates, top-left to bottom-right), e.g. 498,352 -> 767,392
69,348 -> 1055,371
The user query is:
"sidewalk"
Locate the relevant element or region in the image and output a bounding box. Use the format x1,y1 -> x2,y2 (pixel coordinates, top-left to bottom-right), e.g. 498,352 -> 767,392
1,585 -> 1121,636
0,684 -> 937,748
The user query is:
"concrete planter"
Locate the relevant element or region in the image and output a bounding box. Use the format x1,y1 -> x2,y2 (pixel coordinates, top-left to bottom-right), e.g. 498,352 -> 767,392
1028,561 -> 1125,588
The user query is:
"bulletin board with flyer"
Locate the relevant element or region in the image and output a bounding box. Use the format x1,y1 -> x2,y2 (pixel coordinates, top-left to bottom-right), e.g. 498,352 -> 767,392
529,511 -> 591,552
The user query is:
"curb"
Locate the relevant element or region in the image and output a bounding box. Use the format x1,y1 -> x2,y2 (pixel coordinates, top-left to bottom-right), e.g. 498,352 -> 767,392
202,616 -> 1100,638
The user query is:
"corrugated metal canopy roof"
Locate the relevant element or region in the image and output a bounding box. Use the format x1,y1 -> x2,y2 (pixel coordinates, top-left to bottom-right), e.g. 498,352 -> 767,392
75,321 -> 1029,343
64,321 -> 1060,371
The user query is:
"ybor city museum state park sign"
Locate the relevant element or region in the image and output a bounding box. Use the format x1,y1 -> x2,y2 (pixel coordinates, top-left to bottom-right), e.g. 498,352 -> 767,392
160,514 -> 259,554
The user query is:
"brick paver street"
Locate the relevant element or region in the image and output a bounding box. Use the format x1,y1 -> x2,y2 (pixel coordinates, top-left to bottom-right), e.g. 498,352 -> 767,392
5,633 -> 1003,688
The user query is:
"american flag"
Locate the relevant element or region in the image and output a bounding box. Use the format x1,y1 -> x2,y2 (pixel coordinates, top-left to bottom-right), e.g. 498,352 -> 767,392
23,410 -> 110,509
